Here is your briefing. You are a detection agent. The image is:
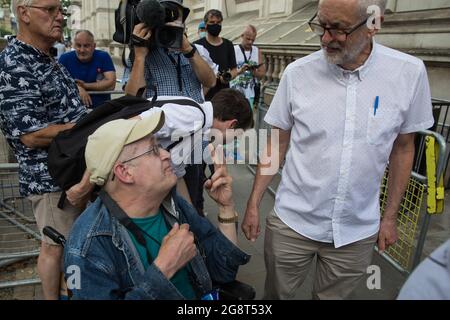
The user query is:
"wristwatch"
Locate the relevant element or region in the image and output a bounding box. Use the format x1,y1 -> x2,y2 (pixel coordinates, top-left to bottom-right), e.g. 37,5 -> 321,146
183,45 -> 197,59
218,213 -> 239,224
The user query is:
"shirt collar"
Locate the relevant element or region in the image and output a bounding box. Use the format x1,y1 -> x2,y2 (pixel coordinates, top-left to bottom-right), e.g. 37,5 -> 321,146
11,37 -> 54,62
327,39 -> 377,82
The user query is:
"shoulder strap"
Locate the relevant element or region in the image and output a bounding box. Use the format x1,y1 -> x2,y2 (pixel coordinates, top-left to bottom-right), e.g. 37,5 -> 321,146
154,99 -> 207,151
153,98 -> 206,129
119,0 -> 128,32
99,189 -> 154,265
120,0 -> 130,68
239,45 -> 257,86
239,45 -> 251,64
166,53 -> 183,93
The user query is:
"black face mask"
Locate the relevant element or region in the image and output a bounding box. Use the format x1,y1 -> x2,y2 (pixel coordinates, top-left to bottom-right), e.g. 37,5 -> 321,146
206,24 -> 222,37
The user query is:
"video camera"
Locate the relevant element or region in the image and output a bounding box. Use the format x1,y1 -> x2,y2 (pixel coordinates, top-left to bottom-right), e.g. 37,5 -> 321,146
246,62 -> 264,71
113,0 -> 190,50
218,70 -> 233,82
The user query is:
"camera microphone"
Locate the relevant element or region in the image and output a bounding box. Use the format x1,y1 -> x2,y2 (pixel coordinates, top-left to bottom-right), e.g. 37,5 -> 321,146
136,0 -> 166,29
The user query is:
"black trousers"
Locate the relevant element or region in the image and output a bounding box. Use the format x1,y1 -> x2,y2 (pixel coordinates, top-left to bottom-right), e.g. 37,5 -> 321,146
183,164 -> 206,216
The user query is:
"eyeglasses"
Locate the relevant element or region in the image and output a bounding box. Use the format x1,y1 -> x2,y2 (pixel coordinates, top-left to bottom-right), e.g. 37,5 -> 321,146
308,13 -> 368,40
121,144 -> 161,164
26,5 -> 68,17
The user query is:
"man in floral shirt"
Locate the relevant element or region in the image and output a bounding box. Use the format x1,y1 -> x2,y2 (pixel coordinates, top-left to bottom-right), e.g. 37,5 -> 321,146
0,0 -> 87,299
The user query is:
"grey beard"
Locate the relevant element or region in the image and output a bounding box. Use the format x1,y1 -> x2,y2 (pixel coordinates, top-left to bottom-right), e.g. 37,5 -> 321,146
323,38 -> 369,66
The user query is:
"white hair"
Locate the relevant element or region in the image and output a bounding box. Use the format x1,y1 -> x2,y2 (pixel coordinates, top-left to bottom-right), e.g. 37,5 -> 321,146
358,0 -> 386,18
11,0 -> 34,17
319,0 -> 386,19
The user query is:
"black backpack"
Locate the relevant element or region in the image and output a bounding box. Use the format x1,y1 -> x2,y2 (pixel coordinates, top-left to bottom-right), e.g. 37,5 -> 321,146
47,95 -> 205,207
113,0 -> 140,45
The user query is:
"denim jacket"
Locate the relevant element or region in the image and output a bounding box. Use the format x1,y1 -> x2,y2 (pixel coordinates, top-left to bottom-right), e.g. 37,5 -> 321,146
64,193 -> 250,300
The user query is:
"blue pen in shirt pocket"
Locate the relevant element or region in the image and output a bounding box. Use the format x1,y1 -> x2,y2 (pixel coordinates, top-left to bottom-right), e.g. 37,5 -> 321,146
373,96 -> 379,116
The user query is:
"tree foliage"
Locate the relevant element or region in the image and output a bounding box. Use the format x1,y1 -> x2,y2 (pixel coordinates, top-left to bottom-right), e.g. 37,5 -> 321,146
0,0 -> 10,8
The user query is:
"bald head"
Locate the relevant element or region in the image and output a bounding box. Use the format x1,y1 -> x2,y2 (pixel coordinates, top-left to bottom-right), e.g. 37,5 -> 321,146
74,30 -> 96,63
319,0 -> 386,21
317,0 -> 382,69
75,30 -> 95,41
319,0 -> 360,23
241,25 -> 257,50
244,25 -> 257,36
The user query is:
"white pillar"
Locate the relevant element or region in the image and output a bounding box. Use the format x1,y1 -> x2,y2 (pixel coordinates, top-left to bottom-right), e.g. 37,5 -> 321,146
385,0 -> 397,13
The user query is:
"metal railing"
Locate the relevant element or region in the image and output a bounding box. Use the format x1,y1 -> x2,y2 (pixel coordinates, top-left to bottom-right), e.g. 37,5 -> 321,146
432,99 -> 450,189
86,90 -> 125,96
0,164 -> 41,290
378,131 -> 446,274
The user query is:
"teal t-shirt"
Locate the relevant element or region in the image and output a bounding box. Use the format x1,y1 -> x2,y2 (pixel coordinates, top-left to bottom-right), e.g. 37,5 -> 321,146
128,211 -> 196,300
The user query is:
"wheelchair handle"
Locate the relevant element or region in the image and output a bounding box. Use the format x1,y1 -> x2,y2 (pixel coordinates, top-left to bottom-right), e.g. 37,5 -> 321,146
43,226 -> 66,247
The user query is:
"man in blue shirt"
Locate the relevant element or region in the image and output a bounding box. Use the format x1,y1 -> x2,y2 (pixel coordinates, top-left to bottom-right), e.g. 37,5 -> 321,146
59,30 -> 116,108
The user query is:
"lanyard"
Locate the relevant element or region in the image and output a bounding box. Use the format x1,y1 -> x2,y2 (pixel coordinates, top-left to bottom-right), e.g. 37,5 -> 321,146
239,45 -> 252,64
99,190 -> 159,265
167,52 -> 183,93
99,189 -> 209,298
239,45 -> 256,86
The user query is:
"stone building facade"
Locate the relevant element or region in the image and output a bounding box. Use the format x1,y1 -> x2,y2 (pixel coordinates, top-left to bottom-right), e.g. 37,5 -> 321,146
72,0 -> 450,100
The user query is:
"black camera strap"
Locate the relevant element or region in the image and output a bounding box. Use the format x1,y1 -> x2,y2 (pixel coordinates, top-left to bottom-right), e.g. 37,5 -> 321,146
239,45 -> 252,64
167,52 -> 183,93
239,45 -> 257,87
120,0 -> 139,68
99,189 -> 159,266
99,189 -> 203,297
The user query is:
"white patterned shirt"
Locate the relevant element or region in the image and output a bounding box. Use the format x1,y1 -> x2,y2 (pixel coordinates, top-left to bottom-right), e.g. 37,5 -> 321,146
265,42 -> 434,248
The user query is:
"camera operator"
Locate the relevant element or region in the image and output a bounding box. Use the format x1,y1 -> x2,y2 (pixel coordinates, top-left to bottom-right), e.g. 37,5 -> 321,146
124,0 -> 216,103
124,0 -> 216,217
194,9 -> 238,101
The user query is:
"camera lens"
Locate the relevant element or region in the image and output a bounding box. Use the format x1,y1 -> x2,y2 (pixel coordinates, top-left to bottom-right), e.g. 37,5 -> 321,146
223,72 -> 232,82
158,27 -> 177,47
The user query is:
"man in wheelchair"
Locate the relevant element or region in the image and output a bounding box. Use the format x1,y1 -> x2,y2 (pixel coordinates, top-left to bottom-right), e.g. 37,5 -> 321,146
63,112 -> 251,300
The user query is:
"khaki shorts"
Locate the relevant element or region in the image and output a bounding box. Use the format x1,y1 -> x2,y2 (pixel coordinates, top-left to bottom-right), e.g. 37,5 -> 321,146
28,192 -> 82,246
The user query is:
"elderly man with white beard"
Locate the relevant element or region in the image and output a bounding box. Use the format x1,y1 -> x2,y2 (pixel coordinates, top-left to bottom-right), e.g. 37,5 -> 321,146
242,0 -> 434,299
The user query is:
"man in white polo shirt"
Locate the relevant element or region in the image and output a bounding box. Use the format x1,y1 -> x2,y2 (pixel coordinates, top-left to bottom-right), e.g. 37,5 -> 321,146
242,0 -> 434,299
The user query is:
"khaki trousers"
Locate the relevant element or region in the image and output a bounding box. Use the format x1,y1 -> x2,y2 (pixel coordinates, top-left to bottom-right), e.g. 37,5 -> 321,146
264,209 -> 378,300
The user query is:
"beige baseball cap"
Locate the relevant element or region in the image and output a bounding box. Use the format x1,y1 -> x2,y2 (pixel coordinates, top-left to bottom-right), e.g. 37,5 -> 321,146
85,112 -> 165,186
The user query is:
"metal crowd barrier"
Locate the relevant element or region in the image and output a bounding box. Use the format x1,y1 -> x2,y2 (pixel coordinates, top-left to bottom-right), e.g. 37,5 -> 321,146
432,99 -> 450,189
378,130 -> 446,275
86,90 -> 125,96
250,85 -> 447,276
0,163 -> 41,290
